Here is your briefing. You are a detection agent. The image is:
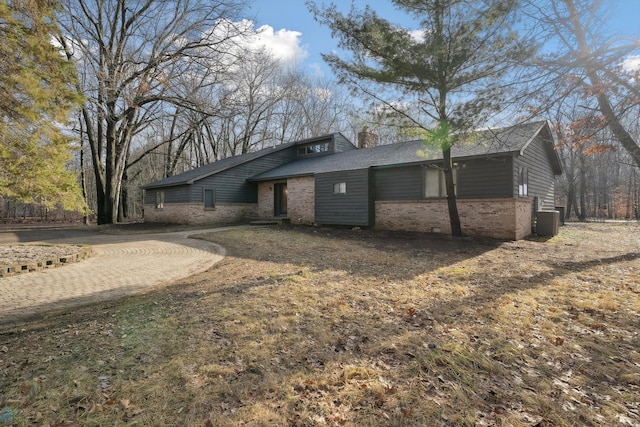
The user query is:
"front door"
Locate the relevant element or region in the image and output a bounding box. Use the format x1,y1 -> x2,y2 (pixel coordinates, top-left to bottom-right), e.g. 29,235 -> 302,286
274,183 -> 288,217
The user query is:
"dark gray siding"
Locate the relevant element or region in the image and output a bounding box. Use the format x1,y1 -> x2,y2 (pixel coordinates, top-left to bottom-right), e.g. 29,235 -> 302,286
315,169 -> 372,226
374,165 -> 423,200
334,133 -> 357,153
144,185 -> 190,204
373,158 -> 513,201
191,146 -> 297,203
457,157 -> 512,199
515,133 -> 556,209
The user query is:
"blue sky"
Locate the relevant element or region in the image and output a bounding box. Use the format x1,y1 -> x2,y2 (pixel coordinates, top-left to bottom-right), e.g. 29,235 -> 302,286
248,0 -> 415,76
248,0 -> 640,78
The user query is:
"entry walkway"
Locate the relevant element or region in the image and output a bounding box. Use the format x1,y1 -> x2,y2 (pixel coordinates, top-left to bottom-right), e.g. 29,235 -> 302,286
0,227 -> 232,325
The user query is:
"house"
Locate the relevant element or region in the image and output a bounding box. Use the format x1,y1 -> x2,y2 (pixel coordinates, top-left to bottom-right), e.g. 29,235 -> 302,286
142,121 -> 562,240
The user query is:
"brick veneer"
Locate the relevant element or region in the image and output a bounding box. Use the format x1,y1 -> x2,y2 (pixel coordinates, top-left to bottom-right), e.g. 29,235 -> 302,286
375,198 -> 533,240
257,183 -> 276,218
143,203 -> 190,224
144,203 -> 257,225
286,176 -> 315,224
257,177 -> 315,224
188,203 -> 257,225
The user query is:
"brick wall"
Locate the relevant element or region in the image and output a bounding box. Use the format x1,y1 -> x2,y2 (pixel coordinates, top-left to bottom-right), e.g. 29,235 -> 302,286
143,203 -> 190,224
375,198 -> 533,240
257,178 -> 315,224
287,176 -> 315,224
515,199 -> 533,240
257,182 -> 275,218
144,202 -> 257,225
188,203 -> 257,225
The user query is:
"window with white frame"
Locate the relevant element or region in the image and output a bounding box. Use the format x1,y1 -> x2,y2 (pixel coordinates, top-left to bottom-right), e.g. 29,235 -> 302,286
155,190 -> 164,209
204,189 -> 215,208
424,167 -> 456,198
518,167 -> 528,196
333,182 -> 347,194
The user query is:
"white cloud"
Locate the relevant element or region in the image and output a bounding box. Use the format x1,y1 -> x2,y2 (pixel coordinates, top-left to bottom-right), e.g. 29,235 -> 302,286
243,23 -> 308,65
622,55 -> 640,72
408,29 -> 425,42
201,19 -> 308,68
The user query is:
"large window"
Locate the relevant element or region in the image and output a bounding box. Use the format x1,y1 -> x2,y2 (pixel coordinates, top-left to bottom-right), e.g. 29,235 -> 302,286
518,167 -> 528,197
204,189 -> 215,208
155,190 -> 164,209
333,182 -> 347,194
424,168 -> 457,198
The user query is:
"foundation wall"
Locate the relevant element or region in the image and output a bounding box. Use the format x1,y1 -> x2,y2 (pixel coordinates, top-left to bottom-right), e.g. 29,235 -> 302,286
144,203 -> 257,225
374,198 -> 533,240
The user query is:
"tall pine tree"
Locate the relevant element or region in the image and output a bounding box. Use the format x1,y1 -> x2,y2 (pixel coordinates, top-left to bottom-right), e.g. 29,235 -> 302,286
0,0 -> 85,211
309,0 -> 535,236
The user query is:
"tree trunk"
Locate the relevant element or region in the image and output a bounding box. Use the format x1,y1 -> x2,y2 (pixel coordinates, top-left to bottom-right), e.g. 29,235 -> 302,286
79,116 -> 89,225
578,155 -> 587,221
443,147 -> 462,236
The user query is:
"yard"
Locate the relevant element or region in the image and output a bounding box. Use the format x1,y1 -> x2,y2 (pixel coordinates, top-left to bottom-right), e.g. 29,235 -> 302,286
0,222 -> 639,426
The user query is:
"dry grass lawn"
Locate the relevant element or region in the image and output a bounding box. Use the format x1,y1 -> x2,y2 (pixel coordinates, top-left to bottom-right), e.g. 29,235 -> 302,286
0,222 -> 639,426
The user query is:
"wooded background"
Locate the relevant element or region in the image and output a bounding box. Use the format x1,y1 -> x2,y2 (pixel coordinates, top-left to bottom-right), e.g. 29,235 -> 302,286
1,0 -> 638,223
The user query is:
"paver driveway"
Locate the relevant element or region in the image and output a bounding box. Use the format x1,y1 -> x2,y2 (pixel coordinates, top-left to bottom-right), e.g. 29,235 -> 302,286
0,227 -> 231,325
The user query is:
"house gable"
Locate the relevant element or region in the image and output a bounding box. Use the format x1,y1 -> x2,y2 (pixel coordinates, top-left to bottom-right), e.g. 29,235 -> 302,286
513,123 -> 560,209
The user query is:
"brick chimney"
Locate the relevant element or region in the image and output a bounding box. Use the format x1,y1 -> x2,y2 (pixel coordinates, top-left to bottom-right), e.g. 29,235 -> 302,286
357,127 -> 379,149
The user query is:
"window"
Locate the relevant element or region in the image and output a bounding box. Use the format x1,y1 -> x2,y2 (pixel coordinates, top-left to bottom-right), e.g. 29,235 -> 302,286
298,142 -> 330,156
333,182 -> 347,194
155,190 -> 164,209
518,167 -> 528,197
424,168 -> 456,198
204,189 -> 215,209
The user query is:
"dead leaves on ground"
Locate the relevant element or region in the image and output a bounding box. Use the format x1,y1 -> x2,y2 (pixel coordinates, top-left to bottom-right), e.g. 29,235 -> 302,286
1,223 -> 639,425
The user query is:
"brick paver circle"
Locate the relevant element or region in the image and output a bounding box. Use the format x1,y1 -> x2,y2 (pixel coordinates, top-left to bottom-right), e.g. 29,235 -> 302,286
0,227 -> 232,325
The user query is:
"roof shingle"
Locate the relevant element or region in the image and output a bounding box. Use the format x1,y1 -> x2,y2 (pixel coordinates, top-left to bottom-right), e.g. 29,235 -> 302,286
250,121 -> 553,181
142,121 -> 558,189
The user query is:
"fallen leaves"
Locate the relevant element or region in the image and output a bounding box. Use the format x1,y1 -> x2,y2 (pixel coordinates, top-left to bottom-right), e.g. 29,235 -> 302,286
1,223 -> 639,425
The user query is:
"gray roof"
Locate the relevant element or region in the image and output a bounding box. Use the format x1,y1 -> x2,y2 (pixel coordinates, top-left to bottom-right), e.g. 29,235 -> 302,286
141,132 -> 356,190
141,140 -> 298,190
142,121 -> 560,190
250,121 -> 560,181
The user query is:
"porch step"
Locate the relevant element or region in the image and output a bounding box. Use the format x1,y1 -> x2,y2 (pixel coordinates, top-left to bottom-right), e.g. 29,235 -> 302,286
249,217 -> 290,226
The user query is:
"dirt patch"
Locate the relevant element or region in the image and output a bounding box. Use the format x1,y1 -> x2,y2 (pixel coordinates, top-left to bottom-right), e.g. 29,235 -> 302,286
0,222 -> 638,426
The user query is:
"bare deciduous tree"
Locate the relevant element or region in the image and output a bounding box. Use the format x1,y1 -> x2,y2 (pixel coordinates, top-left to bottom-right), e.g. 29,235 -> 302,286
530,0 -> 640,167
57,0 -> 249,224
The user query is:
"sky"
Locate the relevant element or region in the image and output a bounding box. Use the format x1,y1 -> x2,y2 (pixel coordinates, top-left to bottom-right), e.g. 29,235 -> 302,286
246,0 -> 640,78
247,0 -> 415,77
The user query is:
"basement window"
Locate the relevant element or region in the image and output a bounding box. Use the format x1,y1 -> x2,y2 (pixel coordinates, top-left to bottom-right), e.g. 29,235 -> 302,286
155,190 -> 164,209
333,182 -> 347,194
204,189 -> 215,209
